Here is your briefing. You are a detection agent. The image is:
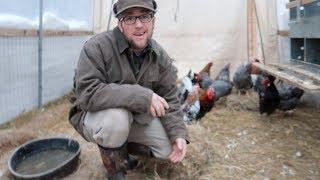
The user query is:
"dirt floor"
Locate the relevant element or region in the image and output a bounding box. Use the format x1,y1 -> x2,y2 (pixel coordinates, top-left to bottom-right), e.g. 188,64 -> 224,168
1,91 -> 320,179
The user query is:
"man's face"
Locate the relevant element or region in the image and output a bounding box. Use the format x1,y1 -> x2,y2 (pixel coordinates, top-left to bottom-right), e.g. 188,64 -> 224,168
118,7 -> 155,52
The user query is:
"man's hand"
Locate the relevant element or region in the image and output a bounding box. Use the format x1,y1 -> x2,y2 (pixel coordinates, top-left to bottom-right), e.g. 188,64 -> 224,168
150,93 -> 169,117
169,138 -> 187,164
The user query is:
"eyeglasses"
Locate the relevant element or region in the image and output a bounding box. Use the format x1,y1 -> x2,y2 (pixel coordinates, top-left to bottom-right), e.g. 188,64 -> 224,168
120,13 -> 154,25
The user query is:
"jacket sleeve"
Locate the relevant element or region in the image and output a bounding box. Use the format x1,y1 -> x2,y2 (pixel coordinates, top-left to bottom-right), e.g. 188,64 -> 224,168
75,39 -> 153,113
156,52 -> 190,144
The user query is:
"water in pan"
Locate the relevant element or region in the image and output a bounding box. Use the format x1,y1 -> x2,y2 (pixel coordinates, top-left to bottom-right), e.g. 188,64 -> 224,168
15,149 -> 75,175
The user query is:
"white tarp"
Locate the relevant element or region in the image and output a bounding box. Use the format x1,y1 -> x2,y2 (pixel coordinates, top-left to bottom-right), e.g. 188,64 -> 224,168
255,0 -> 280,64
93,0 -> 281,77
0,0 -> 289,124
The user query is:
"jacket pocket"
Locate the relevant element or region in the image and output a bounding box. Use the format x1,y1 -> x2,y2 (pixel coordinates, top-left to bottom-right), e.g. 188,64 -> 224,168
143,68 -> 159,90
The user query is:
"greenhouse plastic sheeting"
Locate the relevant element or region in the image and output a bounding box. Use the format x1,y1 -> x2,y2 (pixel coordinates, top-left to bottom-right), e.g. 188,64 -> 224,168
95,0 -> 280,77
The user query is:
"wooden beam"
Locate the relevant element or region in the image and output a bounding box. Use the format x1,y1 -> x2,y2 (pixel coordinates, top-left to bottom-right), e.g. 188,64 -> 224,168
278,30 -> 289,37
286,0 -> 299,9
248,0 -> 259,60
286,0 -> 317,9
0,28 -> 93,37
252,62 -> 320,91
270,63 -> 320,83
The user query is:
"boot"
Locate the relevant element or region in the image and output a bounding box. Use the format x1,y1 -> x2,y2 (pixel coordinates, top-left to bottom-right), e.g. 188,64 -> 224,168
127,142 -> 154,157
98,144 -> 128,180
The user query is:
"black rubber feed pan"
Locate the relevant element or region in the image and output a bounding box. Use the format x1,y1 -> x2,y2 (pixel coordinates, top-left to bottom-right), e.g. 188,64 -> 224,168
8,137 -> 81,179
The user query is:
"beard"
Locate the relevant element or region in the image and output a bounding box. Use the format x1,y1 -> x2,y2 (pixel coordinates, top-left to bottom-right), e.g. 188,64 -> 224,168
128,37 -> 150,50
120,22 -> 155,52
127,30 -> 153,51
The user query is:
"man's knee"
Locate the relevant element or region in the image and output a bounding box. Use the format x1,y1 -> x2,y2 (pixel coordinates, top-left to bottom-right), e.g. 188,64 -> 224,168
128,118 -> 172,159
83,108 -> 133,148
151,142 -> 172,159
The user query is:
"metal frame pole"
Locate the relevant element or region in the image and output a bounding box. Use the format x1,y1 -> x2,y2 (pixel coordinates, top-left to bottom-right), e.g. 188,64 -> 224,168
107,0 -> 115,30
38,0 -> 43,107
247,0 -> 250,61
174,0 -> 180,22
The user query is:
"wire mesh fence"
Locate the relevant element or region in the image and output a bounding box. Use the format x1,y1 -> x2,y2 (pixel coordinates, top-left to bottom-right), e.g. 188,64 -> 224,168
0,36 -> 38,123
0,0 -> 93,124
41,36 -> 89,104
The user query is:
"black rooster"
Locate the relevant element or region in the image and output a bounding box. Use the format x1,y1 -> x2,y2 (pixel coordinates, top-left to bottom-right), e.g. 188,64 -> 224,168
258,75 -> 280,115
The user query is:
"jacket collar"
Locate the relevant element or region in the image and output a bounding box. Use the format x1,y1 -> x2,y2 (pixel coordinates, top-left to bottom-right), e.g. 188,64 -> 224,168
113,27 -> 160,56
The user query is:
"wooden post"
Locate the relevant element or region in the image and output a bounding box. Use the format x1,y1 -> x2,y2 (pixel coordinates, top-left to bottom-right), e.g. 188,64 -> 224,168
247,0 -> 258,61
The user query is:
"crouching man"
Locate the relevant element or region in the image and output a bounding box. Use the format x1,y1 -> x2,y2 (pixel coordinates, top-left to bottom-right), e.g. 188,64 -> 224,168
69,0 -> 190,179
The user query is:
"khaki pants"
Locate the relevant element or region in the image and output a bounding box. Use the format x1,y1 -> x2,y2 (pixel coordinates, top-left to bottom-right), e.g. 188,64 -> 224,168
83,108 -> 172,159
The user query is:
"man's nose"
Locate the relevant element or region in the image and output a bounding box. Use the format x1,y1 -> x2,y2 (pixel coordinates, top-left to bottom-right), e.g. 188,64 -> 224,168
134,18 -> 144,28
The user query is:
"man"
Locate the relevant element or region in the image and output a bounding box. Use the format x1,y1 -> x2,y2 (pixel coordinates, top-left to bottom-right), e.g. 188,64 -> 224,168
69,0 -> 190,179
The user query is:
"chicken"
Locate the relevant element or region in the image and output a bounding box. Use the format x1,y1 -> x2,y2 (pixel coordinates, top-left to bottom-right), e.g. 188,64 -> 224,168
187,69 -> 200,85
258,75 -> 280,115
198,72 -> 214,89
179,62 -> 228,121
252,74 -> 265,93
278,97 -> 301,112
181,85 -> 201,123
183,100 -> 201,123
181,84 -> 216,121
194,62 -> 214,89
251,58 -> 263,74
211,80 -> 233,101
211,63 -> 233,100
215,63 -> 231,82
277,81 -> 304,100
177,70 -> 196,104
233,62 -> 252,94
276,81 -> 304,112
178,70 -> 202,123
198,62 -> 213,77
196,87 -> 216,119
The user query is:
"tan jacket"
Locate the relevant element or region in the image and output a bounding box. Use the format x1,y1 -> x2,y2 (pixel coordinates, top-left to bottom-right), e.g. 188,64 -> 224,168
69,27 -> 190,143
